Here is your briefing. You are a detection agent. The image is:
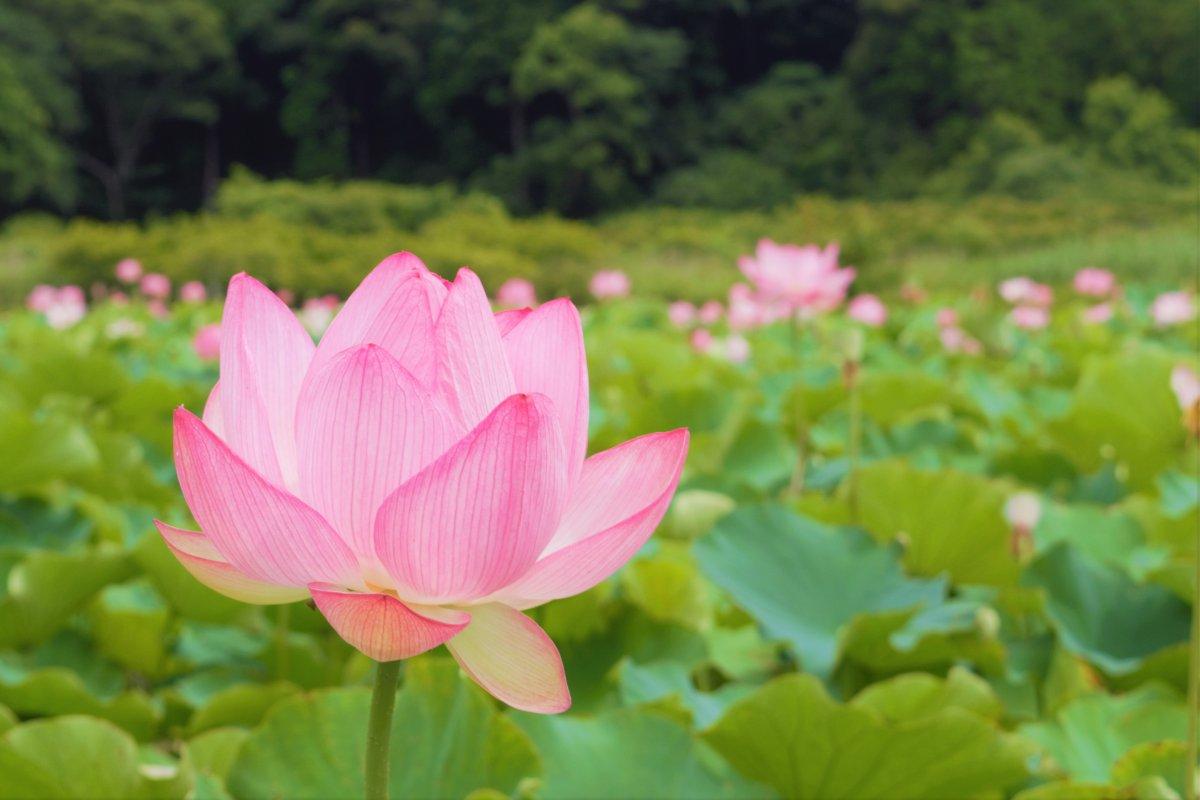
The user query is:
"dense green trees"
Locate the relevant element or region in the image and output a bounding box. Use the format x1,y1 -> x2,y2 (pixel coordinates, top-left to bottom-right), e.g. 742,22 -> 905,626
1,0 -> 1195,219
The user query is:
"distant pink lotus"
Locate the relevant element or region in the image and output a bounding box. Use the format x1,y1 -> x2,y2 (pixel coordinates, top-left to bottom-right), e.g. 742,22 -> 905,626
115,258 -> 143,284
1010,306 -> 1049,330
1073,268 -> 1116,298
999,277 -> 1052,307
181,281 -> 208,304
1151,291 -> 1196,327
724,334 -> 750,364
940,326 -> 982,356
668,301 -> 696,328
1171,365 -> 1200,411
846,294 -> 887,327
496,278 -> 537,310
935,308 -> 959,328
193,323 -> 221,360
690,327 -> 714,353
1082,302 -> 1113,324
300,295 -> 340,336
589,270 -> 630,300
27,284 -> 86,329
697,301 -> 723,325
738,239 -> 855,314
141,273 -> 172,299
157,253 -> 688,713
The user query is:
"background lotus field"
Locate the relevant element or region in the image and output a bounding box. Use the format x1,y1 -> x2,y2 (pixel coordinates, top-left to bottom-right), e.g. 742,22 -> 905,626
0,235 -> 1197,798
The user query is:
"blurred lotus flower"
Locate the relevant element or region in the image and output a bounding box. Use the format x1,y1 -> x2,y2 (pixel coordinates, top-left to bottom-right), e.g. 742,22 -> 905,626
28,285 -> 86,329
147,299 -> 169,318
1151,291 -> 1196,327
690,327 -> 714,353
106,318 -> 144,340
1073,267 -> 1116,297
1171,365 -> 1200,438
697,300 -> 723,325
668,301 -> 697,328
935,308 -> 958,328
846,294 -> 887,327
1081,302 -> 1113,324
276,288 -> 296,306
299,295 -> 340,336
1010,306 -> 1049,330
110,291 -> 129,306
999,277 -> 1052,307
157,253 -> 688,713
26,284 -> 57,312
496,278 -> 537,309
589,269 -> 631,300
1003,491 -> 1042,559
727,284 -> 762,331
181,281 -> 208,304
140,273 -> 171,299
193,323 -> 222,360
940,326 -> 982,356
724,334 -> 750,363
738,239 -> 855,314
115,258 -> 143,283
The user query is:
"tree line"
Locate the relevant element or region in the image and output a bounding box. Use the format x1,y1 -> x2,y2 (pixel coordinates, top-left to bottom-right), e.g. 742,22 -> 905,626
2,0 -> 1196,220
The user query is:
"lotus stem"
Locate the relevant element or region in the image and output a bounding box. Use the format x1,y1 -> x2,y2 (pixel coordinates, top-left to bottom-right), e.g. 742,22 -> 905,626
365,659 -> 401,800
274,603 -> 290,681
846,359 -> 862,523
788,315 -> 808,496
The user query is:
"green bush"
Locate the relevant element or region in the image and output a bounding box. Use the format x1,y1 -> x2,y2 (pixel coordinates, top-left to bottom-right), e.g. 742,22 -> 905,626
1083,76 -> 1200,184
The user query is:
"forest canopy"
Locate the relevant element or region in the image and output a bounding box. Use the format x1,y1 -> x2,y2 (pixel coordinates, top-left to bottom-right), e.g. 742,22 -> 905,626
2,0 -> 1197,220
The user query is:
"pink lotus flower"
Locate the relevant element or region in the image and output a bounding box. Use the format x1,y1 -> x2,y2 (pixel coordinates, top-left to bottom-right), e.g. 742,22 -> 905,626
115,258 -> 143,284
141,273 -> 171,299
300,295 -> 340,336
697,301 -> 723,325
1082,302 -> 1113,324
276,288 -> 296,306
738,239 -> 855,314
940,326 -> 982,356
1171,365 -> 1200,411
668,301 -> 697,328
147,299 -> 169,319
157,253 -> 688,713
589,270 -> 631,300
496,278 -> 537,310
846,294 -> 887,327
1010,306 -> 1049,330
28,285 -> 86,329
1151,291 -> 1196,327
1073,268 -> 1116,298
181,281 -> 208,304
690,328 -> 714,353
724,334 -> 750,364
110,291 -> 129,306
1004,491 -> 1042,559
935,308 -> 959,329
999,277 -> 1052,307
193,323 -> 222,360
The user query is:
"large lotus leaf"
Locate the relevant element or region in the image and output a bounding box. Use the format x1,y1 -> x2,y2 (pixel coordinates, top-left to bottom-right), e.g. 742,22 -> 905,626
617,659 -> 754,727
1014,777 -> 1180,800
694,504 -> 945,678
839,603 -> 1005,683
622,542 -> 713,629
0,547 -> 133,647
0,662 -> 159,741
851,666 -> 1004,723
187,727 -> 250,784
513,706 -> 769,799
1033,502 -> 1145,574
721,418 -> 797,492
186,682 -> 298,736
89,580 -> 171,677
858,370 -> 953,425
1023,545 -> 1190,674
227,660 -> 540,799
0,410 -> 100,492
1019,686 -> 1189,783
0,705 -> 15,736
659,489 -> 736,541
0,715 -> 183,799
855,460 -> 1019,586
1048,352 -> 1181,490
703,673 -> 1028,799
1122,495 -> 1196,601
0,496 -> 93,552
